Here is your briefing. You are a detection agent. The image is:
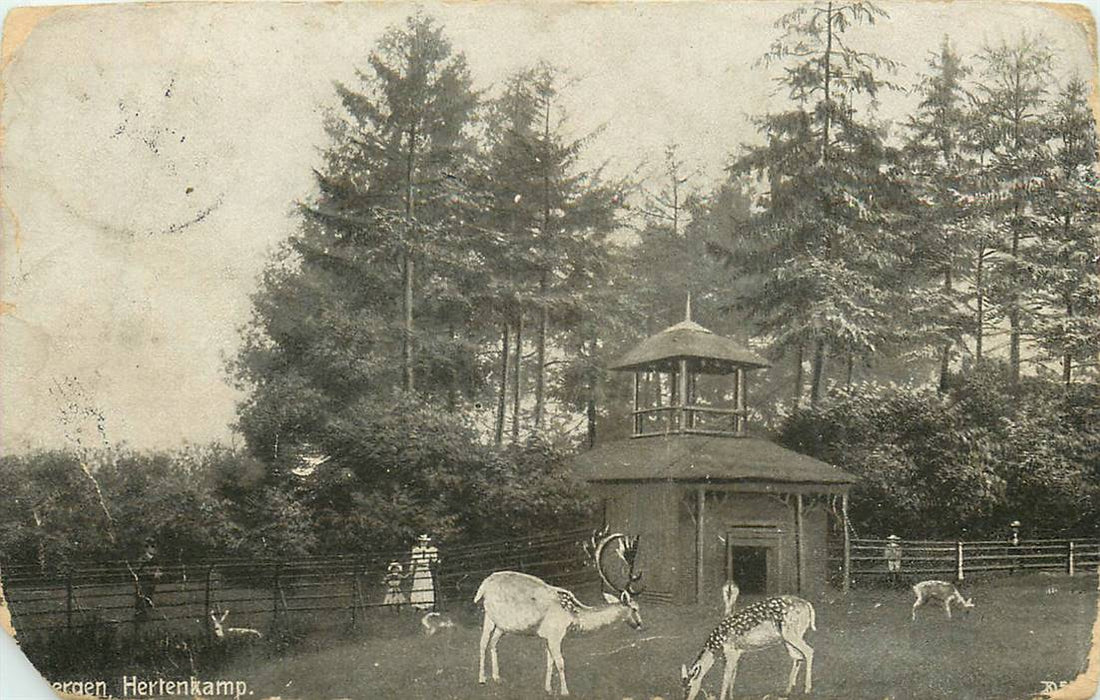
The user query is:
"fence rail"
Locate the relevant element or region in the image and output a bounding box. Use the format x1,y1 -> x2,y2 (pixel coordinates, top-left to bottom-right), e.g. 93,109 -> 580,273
1,528 -> 601,637
845,537 -> 1100,583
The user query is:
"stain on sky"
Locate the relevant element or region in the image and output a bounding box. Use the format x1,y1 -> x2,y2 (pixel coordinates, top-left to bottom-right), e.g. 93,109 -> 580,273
160,196 -> 223,236
101,72 -> 228,237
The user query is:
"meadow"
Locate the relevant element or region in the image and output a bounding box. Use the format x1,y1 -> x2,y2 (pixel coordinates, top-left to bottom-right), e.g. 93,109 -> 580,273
217,572 -> 1097,700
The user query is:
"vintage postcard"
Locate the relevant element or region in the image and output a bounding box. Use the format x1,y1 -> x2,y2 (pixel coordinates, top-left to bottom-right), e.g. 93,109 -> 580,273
1,1 -> 1099,698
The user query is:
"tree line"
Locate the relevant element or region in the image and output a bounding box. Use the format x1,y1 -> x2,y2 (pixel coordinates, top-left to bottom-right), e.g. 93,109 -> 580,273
3,5 -> 1097,567
235,8 -> 1098,456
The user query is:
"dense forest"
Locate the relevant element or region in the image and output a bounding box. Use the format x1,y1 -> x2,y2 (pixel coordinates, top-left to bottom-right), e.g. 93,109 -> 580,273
3,5 -> 1098,568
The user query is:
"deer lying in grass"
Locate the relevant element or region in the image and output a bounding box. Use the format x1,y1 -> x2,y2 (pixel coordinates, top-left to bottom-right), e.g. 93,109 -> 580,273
911,580 -> 973,621
209,609 -> 263,640
421,611 -> 456,636
474,532 -> 643,696
680,596 -> 816,700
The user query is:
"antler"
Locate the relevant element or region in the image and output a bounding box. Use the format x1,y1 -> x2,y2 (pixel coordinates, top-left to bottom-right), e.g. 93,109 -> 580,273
622,535 -> 645,595
592,531 -> 622,593
583,525 -> 610,565
592,531 -> 645,596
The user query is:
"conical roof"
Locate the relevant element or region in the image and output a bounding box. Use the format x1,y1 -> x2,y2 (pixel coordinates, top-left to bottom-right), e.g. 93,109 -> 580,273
609,317 -> 770,372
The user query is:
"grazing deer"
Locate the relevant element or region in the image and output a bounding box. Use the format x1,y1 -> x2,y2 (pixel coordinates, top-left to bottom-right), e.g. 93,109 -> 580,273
721,580 -> 740,616
680,596 -> 816,700
474,532 -> 644,696
209,609 -> 263,640
911,580 -> 974,621
421,611 -> 456,636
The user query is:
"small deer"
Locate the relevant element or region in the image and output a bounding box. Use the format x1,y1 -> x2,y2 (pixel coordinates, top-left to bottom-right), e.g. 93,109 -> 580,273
911,580 -> 974,621
421,611 -> 456,636
209,609 -> 263,640
680,596 -> 816,700
474,532 -> 644,696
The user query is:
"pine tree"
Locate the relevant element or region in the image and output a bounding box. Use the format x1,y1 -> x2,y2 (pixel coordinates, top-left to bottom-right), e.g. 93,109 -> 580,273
904,36 -> 976,391
969,34 -> 1054,386
233,13 -> 481,458
1032,77 -> 1100,384
307,12 -> 480,396
479,62 -> 621,438
717,0 -> 914,406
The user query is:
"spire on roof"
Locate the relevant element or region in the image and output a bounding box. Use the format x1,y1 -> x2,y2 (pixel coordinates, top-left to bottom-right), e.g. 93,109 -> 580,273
685,293 -> 692,323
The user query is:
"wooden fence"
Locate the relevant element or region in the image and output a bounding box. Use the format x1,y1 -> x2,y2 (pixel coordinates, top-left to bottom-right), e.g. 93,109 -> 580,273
1,528 -> 598,638
848,537 -> 1100,583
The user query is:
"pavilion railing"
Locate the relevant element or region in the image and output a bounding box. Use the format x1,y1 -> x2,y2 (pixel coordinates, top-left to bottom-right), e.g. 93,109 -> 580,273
632,405 -> 747,437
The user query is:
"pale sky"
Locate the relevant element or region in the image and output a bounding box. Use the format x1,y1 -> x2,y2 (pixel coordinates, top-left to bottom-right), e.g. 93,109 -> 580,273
1,1 -> 1096,452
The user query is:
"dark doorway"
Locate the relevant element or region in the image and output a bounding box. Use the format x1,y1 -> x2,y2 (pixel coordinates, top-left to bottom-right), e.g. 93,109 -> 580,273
730,546 -> 768,594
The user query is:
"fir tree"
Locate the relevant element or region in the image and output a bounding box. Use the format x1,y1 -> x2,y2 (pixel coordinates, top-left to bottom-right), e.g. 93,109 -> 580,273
904,36 -> 976,391
479,62 -> 621,439
307,12 -> 480,396
969,34 -> 1054,386
1032,77 -> 1100,384
234,13 -> 481,457
717,0 -> 914,406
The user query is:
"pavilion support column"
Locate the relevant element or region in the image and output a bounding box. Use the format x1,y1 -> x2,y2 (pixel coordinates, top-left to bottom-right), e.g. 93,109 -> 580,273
736,368 -> 747,434
632,372 -> 640,435
679,359 -> 689,432
795,493 -> 805,594
695,486 -> 706,604
841,492 -> 851,594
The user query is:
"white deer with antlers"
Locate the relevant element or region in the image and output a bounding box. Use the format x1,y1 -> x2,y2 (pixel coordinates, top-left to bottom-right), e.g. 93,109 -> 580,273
680,595 -> 816,700
474,531 -> 644,696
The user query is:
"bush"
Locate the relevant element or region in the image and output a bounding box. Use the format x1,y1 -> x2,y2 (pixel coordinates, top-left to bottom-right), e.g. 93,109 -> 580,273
777,364 -> 1100,539
0,402 -> 594,567
0,445 -> 311,568
304,396 -> 594,552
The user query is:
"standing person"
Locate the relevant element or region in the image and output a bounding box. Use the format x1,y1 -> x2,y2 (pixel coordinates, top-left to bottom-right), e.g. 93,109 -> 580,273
382,562 -> 408,613
409,534 -> 440,611
134,538 -> 162,623
884,535 -> 903,580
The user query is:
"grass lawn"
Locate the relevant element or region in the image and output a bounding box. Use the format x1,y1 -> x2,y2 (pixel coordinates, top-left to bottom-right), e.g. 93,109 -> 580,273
222,573 -> 1097,700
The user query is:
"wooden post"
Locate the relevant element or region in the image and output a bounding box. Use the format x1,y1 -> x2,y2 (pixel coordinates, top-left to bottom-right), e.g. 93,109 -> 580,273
679,359 -> 689,432
736,368 -> 747,433
956,542 -> 964,581
204,566 -> 213,644
841,493 -> 851,593
350,569 -> 358,628
272,563 -> 282,631
132,574 -> 142,637
795,493 -> 805,594
1068,541 -> 1075,576
695,487 -> 706,604
633,372 -> 640,435
65,572 -> 73,632
354,568 -> 365,629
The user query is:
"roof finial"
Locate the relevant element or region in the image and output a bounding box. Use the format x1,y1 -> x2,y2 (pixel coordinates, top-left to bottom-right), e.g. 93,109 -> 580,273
685,292 -> 693,322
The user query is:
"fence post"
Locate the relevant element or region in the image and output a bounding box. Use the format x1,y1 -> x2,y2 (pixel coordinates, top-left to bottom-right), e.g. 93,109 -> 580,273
350,569 -> 357,629
841,493 -> 851,594
204,566 -> 213,644
1068,541 -> 1075,576
65,572 -> 74,632
955,541 -> 964,582
272,563 -> 282,631
132,573 -> 142,637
